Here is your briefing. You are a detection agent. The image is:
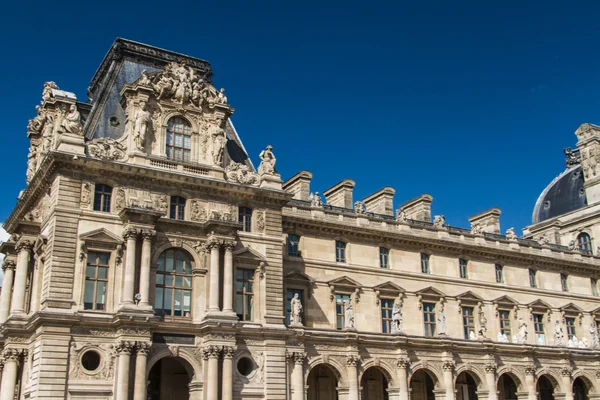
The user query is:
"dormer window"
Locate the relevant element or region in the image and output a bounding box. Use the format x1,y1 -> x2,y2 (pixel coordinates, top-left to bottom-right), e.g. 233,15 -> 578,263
577,232 -> 593,255
166,117 -> 191,162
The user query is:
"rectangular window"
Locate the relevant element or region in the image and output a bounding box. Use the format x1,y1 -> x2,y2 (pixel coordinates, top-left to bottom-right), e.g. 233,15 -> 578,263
235,269 -> 254,321
421,253 -> 430,274
592,278 -> 599,296
423,302 -> 436,337
459,259 -> 468,279
381,298 -> 394,333
561,273 -> 568,292
533,314 -> 545,345
335,241 -> 346,263
336,294 -> 351,329
84,252 -> 110,310
379,247 -> 390,269
93,184 -> 112,212
169,196 -> 186,220
495,264 -> 504,283
287,234 -> 300,257
565,317 -> 576,340
529,269 -> 537,288
462,306 -> 475,339
286,288 -> 303,325
499,310 -> 512,338
238,207 -> 252,232
154,249 -> 193,317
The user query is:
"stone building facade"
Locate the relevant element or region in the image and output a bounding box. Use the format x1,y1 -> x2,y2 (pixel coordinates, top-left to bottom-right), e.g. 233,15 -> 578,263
0,38 -> 599,400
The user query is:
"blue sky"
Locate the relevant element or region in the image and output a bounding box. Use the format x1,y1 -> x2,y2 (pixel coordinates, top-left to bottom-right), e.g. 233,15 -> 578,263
1,0 -> 600,234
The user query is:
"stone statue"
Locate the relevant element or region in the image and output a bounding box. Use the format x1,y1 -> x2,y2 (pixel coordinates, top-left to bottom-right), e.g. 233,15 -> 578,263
580,338 -> 588,348
568,240 -> 577,251
216,88 -> 227,104
512,335 -> 518,344
26,146 -> 38,182
396,208 -> 407,222
354,201 -> 366,214
502,333 -> 509,343
309,192 -> 323,208
344,300 -> 355,330
471,224 -> 483,236
506,227 -> 518,241
58,104 -> 82,135
554,320 -> 564,346
133,100 -> 151,150
518,317 -> 528,343
211,121 -> 227,165
290,293 -> 303,326
478,310 -> 488,338
155,75 -> 174,100
41,81 -> 58,103
258,145 -> 277,175
433,215 -> 445,228
391,298 -> 403,335
469,331 -> 477,340
138,70 -> 152,86
590,322 -> 599,349
569,336 -> 579,348
437,305 -> 447,335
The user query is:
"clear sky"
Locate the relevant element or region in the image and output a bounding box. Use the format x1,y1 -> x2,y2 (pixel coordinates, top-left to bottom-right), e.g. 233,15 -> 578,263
1,0 -> 600,234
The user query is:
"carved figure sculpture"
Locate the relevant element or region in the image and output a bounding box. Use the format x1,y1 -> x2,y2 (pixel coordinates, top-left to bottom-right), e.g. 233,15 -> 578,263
226,162 -> 260,185
138,70 -> 152,86
471,224 -> 483,236
133,100 -> 151,150
309,192 -> 323,208
155,75 -> 174,100
518,317 -> 528,343
391,298 -> 403,335
580,338 -> 588,348
211,121 -> 226,166
554,320 -> 564,346
506,227 -> 518,241
396,208 -> 407,222
354,201 -> 366,214
290,293 -> 303,326
469,331 -> 477,340
258,145 -> 277,175
437,305 -> 447,335
344,300 -> 355,329
58,104 -> 82,135
217,88 -> 227,104
590,322 -> 599,349
478,310 -> 488,338
26,146 -> 37,182
433,215 -> 445,228
42,81 -> 58,103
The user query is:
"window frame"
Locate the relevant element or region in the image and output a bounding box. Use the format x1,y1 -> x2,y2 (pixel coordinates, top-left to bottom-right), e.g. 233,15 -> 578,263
335,293 -> 351,330
335,241 -> 347,263
165,116 -> 192,163
154,248 -> 193,318
93,184 -> 113,213
420,253 -> 430,274
565,317 -> 576,340
235,268 -> 255,321
239,207 -> 252,232
462,306 -> 475,339
169,196 -> 186,220
560,273 -> 569,292
83,251 -> 110,311
498,309 -> 512,338
495,264 -> 504,283
533,313 -> 545,345
287,234 -> 300,257
379,247 -> 390,269
577,232 -> 593,255
380,297 -> 394,334
459,258 -> 468,279
528,268 -> 537,288
423,302 -> 436,337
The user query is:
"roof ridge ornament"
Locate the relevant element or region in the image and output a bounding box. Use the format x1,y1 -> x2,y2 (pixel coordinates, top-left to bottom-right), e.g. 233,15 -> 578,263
564,147 -> 580,168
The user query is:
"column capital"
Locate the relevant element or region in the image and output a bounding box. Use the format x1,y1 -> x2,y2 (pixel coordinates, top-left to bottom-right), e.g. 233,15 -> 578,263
396,358 -> 410,369
136,341 -> 152,355
223,240 -> 236,251
115,340 -> 136,355
206,237 -> 222,250
140,229 -> 156,240
560,366 -> 573,377
287,351 -> 307,364
524,365 -> 536,376
2,259 -> 16,271
15,240 -> 33,253
484,363 -> 497,374
346,355 -> 360,367
2,348 -> 24,362
442,361 -> 455,372
203,345 -> 222,359
222,346 -> 236,359
123,227 -> 140,240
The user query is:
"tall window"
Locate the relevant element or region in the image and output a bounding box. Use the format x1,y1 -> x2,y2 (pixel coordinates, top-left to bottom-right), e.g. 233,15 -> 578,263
381,298 -> 394,333
533,314 -> 545,345
529,269 -> 537,288
423,302 -> 436,337
287,234 -> 300,257
239,207 -> 252,232
560,273 -> 569,292
93,184 -> 112,212
592,278 -> 599,296
169,196 -> 186,220
577,232 -> 593,255
336,294 -> 351,329
499,310 -> 512,338
565,317 -> 576,340
380,247 -> 390,269
166,117 -> 191,162
421,253 -> 430,274
459,259 -> 468,279
84,252 -> 109,310
335,241 -> 346,263
462,306 -> 475,339
495,264 -> 504,283
236,269 -> 254,321
286,289 -> 303,325
155,249 -> 192,317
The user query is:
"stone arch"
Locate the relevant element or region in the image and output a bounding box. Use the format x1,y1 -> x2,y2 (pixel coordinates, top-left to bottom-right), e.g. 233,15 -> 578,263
359,360 -> 396,387
146,345 -> 203,383
495,369 -> 525,392
305,356 -> 347,386
161,112 -> 199,133
151,242 -> 202,268
454,365 -> 486,390
535,369 -> 562,392
572,371 -> 596,394
408,363 -> 443,389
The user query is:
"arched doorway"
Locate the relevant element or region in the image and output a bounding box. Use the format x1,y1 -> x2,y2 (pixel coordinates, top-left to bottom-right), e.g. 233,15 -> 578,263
307,364 -> 339,400
361,367 -> 389,400
148,357 -> 193,400
456,372 -> 478,400
573,377 -> 590,400
497,374 -> 519,400
410,369 -> 437,400
537,375 -> 555,400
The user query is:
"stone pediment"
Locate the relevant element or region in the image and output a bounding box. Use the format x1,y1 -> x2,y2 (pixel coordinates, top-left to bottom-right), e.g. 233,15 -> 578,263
284,271 -> 315,284
327,276 -> 362,289
560,303 -> 584,314
373,281 -> 404,295
79,228 -> 124,245
416,286 -> 446,299
590,306 -> 600,316
492,295 -> 518,307
233,246 -> 266,262
456,291 -> 484,302
527,299 -> 552,311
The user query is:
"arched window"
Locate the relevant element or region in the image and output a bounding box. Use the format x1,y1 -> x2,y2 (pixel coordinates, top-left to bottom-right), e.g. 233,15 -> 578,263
166,117 -> 191,162
577,232 -> 593,255
93,184 -> 113,212
155,249 -> 193,317
170,196 -> 186,220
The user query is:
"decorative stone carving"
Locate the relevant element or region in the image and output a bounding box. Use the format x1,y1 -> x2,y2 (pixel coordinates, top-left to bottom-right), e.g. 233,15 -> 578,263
471,224 -> 483,236
390,297 -> 404,335
210,119 -> 227,166
309,192 -> 323,208
226,162 -> 260,185
506,227 -> 518,241
136,341 -> 152,355
222,346 -> 236,359
590,322 -> 599,349
42,81 -> 59,103
81,182 -> 93,208
395,208 -> 407,222
517,317 -> 528,343
258,145 -> 277,175
433,215 -> 445,228
442,361 -> 454,371
132,100 -> 151,151
87,138 -> 127,161
346,355 -> 359,366
554,320 -> 564,346
290,293 -> 303,327
115,341 -> 136,355
354,201 -> 366,214
568,240 -> 577,251
255,210 -> 265,232
154,194 -> 168,213
344,299 -> 355,330
478,308 -> 488,339
57,104 -> 83,135
396,358 -> 410,369
69,342 -> 115,380
190,200 -> 207,221
437,304 -> 447,336
202,345 -> 221,359
114,188 -> 126,212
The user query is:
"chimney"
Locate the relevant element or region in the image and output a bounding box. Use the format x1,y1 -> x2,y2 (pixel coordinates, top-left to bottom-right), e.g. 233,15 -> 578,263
399,194 -> 433,222
283,170 -> 313,201
363,187 -> 395,216
323,179 -> 355,209
468,208 -> 501,234
575,123 -> 600,204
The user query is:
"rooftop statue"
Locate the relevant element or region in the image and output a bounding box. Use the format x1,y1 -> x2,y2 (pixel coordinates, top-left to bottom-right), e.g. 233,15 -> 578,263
133,100 -> 151,151
258,145 -> 277,175
58,104 -> 83,135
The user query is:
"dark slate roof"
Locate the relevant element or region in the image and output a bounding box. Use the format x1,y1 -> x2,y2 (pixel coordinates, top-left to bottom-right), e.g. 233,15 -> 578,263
532,165 -> 587,224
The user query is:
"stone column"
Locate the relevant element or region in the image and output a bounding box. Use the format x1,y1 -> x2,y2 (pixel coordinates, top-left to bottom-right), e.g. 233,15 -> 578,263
204,346 -> 221,400
122,228 -> 139,306
347,355 -> 360,400
442,361 -> 455,400
561,367 -> 574,400
10,240 -> 33,315
484,364 -> 498,400
0,261 -> 16,323
222,346 -> 235,400
222,241 -> 235,314
133,342 -> 151,400
207,240 -> 221,312
139,230 -> 154,307
396,358 -> 410,400
291,352 -> 306,400
0,350 -> 21,400
524,366 -> 537,400
116,341 -> 134,400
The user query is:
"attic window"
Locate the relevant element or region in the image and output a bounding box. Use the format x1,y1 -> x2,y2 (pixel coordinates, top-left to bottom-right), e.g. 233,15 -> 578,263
109,116 -> 120,127
543,201 -> 551,210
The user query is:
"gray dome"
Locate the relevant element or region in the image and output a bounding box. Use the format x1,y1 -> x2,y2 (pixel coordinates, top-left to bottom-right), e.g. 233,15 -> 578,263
532,166 -> 587,224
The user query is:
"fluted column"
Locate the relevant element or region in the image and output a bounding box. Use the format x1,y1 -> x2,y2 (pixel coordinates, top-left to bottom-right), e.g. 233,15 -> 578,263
0,349 -> 22,400
561,366 -> 573,400
204,346 -> 221,400
222,241 -> 235,314
396,358 -> 410,400
222,346 -> 236,400
442,361 -> 455,400
208,240 -> 221,312
116,341 -> 135,400
10,240 -> 33,315
291,352 -> 306,400
122,228 -> 139,306
524,366 -> 537,400
139,230 -> 155,307
0,261 -> 16,323
347,355 -> 360,400
484,364 -> 498,400
133,342 -> 151,400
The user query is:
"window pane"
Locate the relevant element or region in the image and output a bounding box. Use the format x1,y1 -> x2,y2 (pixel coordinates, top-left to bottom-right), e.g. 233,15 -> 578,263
184,276 -> 192,288
184,260 -> 192,274
165,275 -> 174,287
176,258 -> 184,273
235,294 -> 243,315
156,274 -> 164,285
84,281 -> 95,309
166,252 -> 174,272
96,281 -> 106,310
98,253 -> 109,265
154,288 -> 163,312
164,288 -> 173,315
183,290 -> 191,313
86,266 -> 96,278
98,267 -> 108,280
175,276 -> 183,287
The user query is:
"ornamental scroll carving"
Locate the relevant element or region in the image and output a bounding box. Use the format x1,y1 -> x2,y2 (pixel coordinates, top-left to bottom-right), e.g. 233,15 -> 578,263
226,162 -> 260,186
68,342 -> 115,380
87,138 -> 127,161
